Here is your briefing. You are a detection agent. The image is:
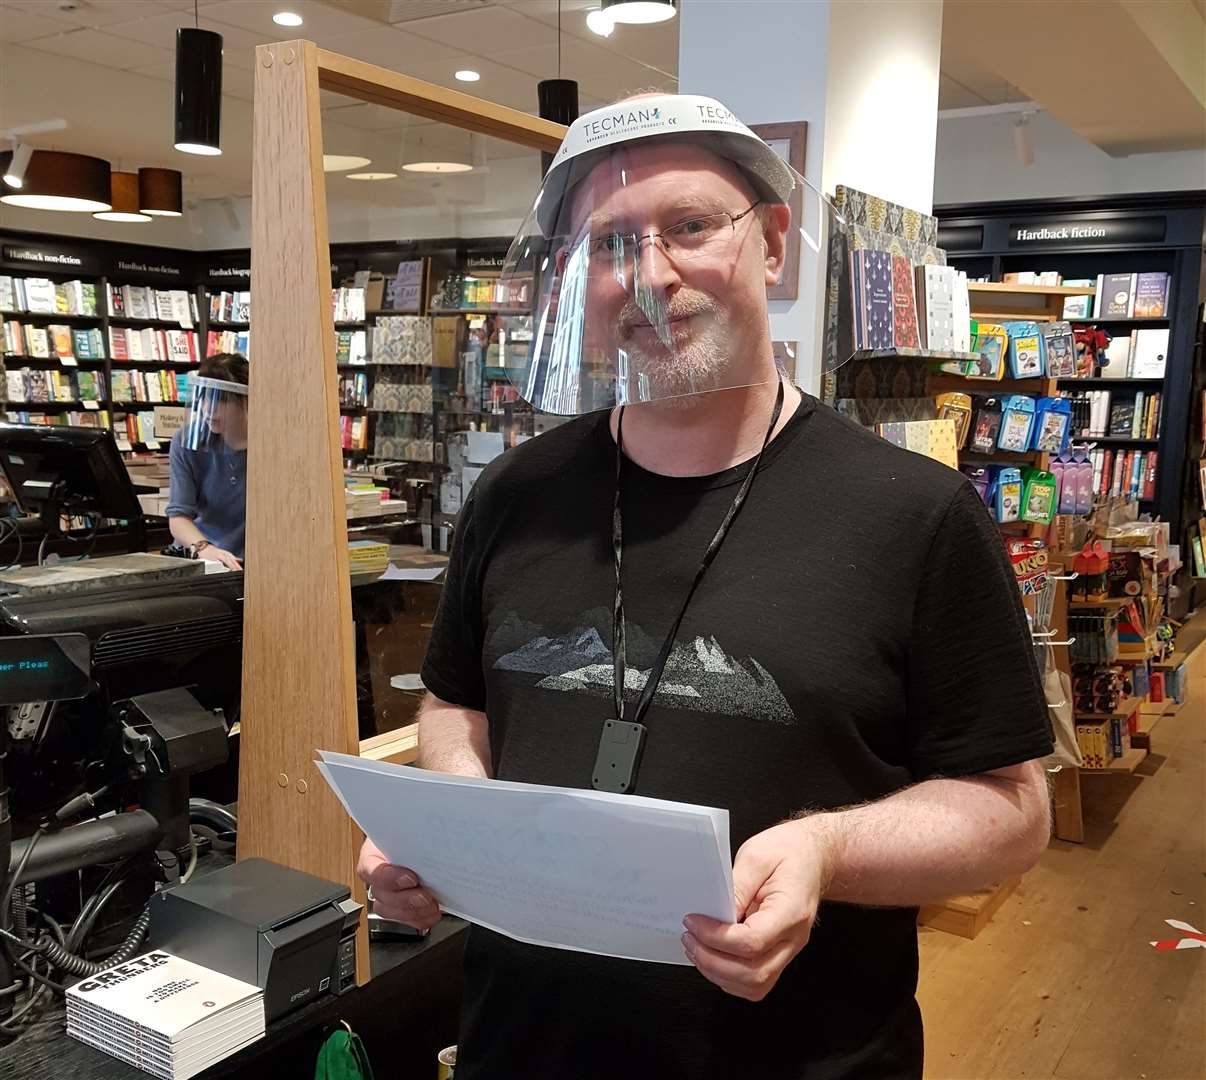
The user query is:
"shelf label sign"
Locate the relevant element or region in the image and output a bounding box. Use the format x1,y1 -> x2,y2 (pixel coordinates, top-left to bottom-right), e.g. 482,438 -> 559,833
1008,218 -> 1165,247
153,405 -> 188,441
208,266 -> 250,281
2,245 -> 97,273
115,258 -> 185,277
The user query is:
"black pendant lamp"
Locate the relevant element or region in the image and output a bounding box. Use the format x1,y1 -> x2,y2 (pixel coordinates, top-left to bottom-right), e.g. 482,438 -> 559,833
175,24 -> 223,156
602,0 -> 677,23
539,2 -> 580,176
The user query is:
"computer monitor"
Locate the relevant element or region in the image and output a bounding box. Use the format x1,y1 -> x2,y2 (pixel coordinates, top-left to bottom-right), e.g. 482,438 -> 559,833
0,423 -> 142,534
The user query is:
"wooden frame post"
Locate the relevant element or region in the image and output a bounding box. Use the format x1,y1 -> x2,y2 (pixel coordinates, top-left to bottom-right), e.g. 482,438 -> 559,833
241,41 -> 564,983
241,38 -> 369,975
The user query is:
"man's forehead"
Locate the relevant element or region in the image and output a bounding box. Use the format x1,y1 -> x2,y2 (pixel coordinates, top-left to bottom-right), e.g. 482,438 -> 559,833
568,141 -> 752,224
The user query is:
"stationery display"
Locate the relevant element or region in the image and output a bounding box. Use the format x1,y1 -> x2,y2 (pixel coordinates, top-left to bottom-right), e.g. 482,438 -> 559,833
1004,321 -> 1046,379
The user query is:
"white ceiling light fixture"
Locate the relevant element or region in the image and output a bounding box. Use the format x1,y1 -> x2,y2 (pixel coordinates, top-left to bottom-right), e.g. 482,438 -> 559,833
323,154 -> 372,172
3,143 -> 33,189
402,134 -> 473,174
585,8 -> 614,36
601,0 -> 676,25
347,171 -> 398,180
454,70 -> 480,82
272,11 -> 304,27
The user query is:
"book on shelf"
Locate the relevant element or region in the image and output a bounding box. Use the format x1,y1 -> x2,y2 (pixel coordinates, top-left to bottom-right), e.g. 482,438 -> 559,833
1087,448 -> 1156,500
71,327 -> 105,360
890,254 -> 919,349
50,325 -> 74,360
1061,279 -> 1096,319
206,329 -> 250,358
0,276 -> 15,312
1130,328 -> 1169,377
1094,273 -> 1136,318
913,264 -> 956,352
5,408 -> 110,428
23,278 -> 58,314
1064,388 -> 1162,440
332,286 -> 366,323
28,327 -> 50,358
208,290 -> 251,323
1132,272 -> 1169,318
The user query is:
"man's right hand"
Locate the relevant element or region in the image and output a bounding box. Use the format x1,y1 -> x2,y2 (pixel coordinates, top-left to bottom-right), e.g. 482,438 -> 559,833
356,838 -> 442,931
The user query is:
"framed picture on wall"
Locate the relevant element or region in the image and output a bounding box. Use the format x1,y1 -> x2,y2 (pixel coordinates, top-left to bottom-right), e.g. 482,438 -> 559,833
750,121 -> 807,301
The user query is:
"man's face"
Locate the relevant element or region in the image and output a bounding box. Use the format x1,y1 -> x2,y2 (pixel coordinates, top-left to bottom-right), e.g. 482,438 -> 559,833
565,142 -> 786,403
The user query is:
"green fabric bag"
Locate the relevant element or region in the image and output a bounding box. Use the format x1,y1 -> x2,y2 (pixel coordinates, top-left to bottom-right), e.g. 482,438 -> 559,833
315,1025 -> 375,1080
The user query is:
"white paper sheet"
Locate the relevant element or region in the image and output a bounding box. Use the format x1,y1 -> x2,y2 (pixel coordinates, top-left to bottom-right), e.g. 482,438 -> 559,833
316,751 -> 735,965
379,565 -> 445,582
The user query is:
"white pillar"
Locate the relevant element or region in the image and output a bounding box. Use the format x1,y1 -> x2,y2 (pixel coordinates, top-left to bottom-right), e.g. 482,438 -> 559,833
679,0 -> 944,392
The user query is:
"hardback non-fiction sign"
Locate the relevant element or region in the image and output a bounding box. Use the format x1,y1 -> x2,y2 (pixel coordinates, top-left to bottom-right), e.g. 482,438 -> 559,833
3,243 -> 100,275
1007,218 -> 1166,247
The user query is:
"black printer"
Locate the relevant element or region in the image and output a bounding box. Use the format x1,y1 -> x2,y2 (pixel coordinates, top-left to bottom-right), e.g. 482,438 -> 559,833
147,857 -> 362,1022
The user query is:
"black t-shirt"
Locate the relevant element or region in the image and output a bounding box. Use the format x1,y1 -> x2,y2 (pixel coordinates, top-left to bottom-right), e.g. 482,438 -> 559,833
422,394 -> 1053,1080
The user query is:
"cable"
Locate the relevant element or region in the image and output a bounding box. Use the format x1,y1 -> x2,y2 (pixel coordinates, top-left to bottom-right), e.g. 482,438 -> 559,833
39,903 -> 150,978
35,532 -> 49,568
179,830 -> 198,885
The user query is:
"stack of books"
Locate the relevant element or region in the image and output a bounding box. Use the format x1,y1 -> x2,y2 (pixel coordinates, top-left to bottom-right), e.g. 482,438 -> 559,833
347,539 -> 390,574
65,951 -> 265,1079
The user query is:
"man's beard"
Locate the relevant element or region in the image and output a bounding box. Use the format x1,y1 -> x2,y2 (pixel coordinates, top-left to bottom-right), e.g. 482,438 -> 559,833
615,291 -> 732,406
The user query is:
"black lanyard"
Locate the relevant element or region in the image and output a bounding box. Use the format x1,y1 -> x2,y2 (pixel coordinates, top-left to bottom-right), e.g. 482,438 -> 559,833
591,378 -> 786,794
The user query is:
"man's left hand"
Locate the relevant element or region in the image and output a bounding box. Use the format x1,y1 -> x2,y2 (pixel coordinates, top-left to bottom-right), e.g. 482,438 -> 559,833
682,817 -> 834,1002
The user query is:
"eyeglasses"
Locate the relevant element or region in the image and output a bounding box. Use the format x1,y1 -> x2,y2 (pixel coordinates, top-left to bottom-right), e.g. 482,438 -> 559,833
561,202 -> 763,278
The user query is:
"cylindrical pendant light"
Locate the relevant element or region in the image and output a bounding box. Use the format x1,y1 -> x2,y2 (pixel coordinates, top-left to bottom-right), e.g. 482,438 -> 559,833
138,167 -> 183,216
94,171 -> 152,222
175,27 -> 223,156
601,0 -> 676,23
538,78 -> 579,177
0,149 -> 111,212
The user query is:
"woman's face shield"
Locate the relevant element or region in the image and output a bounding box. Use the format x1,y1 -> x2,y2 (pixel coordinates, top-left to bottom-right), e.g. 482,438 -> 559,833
183,376 -> 248,451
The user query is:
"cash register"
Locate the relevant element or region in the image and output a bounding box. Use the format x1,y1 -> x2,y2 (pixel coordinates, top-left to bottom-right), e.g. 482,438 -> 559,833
0,425 -> 359,1034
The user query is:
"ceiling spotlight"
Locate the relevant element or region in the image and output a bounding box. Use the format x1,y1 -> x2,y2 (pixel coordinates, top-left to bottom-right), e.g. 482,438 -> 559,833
601,0 -> 676,24
346,171 -> 398,180
323,154 -> 372,172
585,8 -> 614,36
272,11 -> 304,26
454,70 -> 481,82
401,161 -> 472,174
94,171 -> 152,223
0,149 -> 112,212
3,143 -> 33,189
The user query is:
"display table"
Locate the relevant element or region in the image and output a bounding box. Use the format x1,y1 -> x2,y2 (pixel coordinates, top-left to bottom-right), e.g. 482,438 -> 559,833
4,918 -> 467,1078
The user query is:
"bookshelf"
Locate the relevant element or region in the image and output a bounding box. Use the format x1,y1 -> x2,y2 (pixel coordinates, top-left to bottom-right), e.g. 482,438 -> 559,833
937,193 -> 1205,616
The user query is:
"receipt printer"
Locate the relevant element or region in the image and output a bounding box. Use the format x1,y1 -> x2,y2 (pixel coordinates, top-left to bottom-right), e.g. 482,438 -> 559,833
147,858 -> 362,1022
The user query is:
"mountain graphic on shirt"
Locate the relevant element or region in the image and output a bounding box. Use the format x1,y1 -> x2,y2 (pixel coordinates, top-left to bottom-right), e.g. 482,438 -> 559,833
494,620 -> 794,724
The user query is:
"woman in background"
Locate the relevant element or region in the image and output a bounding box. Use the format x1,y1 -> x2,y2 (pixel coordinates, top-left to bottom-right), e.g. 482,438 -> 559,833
166,352 -> 248,570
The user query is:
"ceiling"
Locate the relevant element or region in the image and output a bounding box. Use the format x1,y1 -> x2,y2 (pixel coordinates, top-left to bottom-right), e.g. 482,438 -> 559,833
0,0 -> 1201,245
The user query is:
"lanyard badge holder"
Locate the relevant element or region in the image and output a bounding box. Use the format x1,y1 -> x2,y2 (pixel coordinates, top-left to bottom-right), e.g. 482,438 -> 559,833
592,379 -> 785,794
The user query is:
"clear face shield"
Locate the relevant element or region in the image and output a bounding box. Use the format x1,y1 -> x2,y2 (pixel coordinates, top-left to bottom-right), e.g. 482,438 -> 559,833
182,376 -> 249,451
497,111 -> 850,416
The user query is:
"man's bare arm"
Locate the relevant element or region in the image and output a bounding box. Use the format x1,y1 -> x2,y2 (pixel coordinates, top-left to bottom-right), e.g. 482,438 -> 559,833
417,691 -> 492,777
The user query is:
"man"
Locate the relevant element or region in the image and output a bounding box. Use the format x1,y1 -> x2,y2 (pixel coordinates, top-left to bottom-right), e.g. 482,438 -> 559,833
359,95 -> 1053,1078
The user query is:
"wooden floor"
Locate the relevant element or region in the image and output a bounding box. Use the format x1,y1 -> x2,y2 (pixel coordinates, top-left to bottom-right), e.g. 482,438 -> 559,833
918,622 -> 1206,1080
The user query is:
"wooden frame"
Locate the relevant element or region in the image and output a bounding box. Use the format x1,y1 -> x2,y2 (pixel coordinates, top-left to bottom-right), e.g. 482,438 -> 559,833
240,39 -> 565,980
750,121 -> 807,301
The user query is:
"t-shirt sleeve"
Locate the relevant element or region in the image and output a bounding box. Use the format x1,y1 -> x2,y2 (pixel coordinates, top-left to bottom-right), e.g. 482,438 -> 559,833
906,482 -> 1054,778
164,433 -> 199,520
421,487 -> 487,710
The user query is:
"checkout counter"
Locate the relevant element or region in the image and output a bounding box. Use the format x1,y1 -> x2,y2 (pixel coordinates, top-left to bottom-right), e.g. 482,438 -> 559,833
0,424 -> 458,1075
